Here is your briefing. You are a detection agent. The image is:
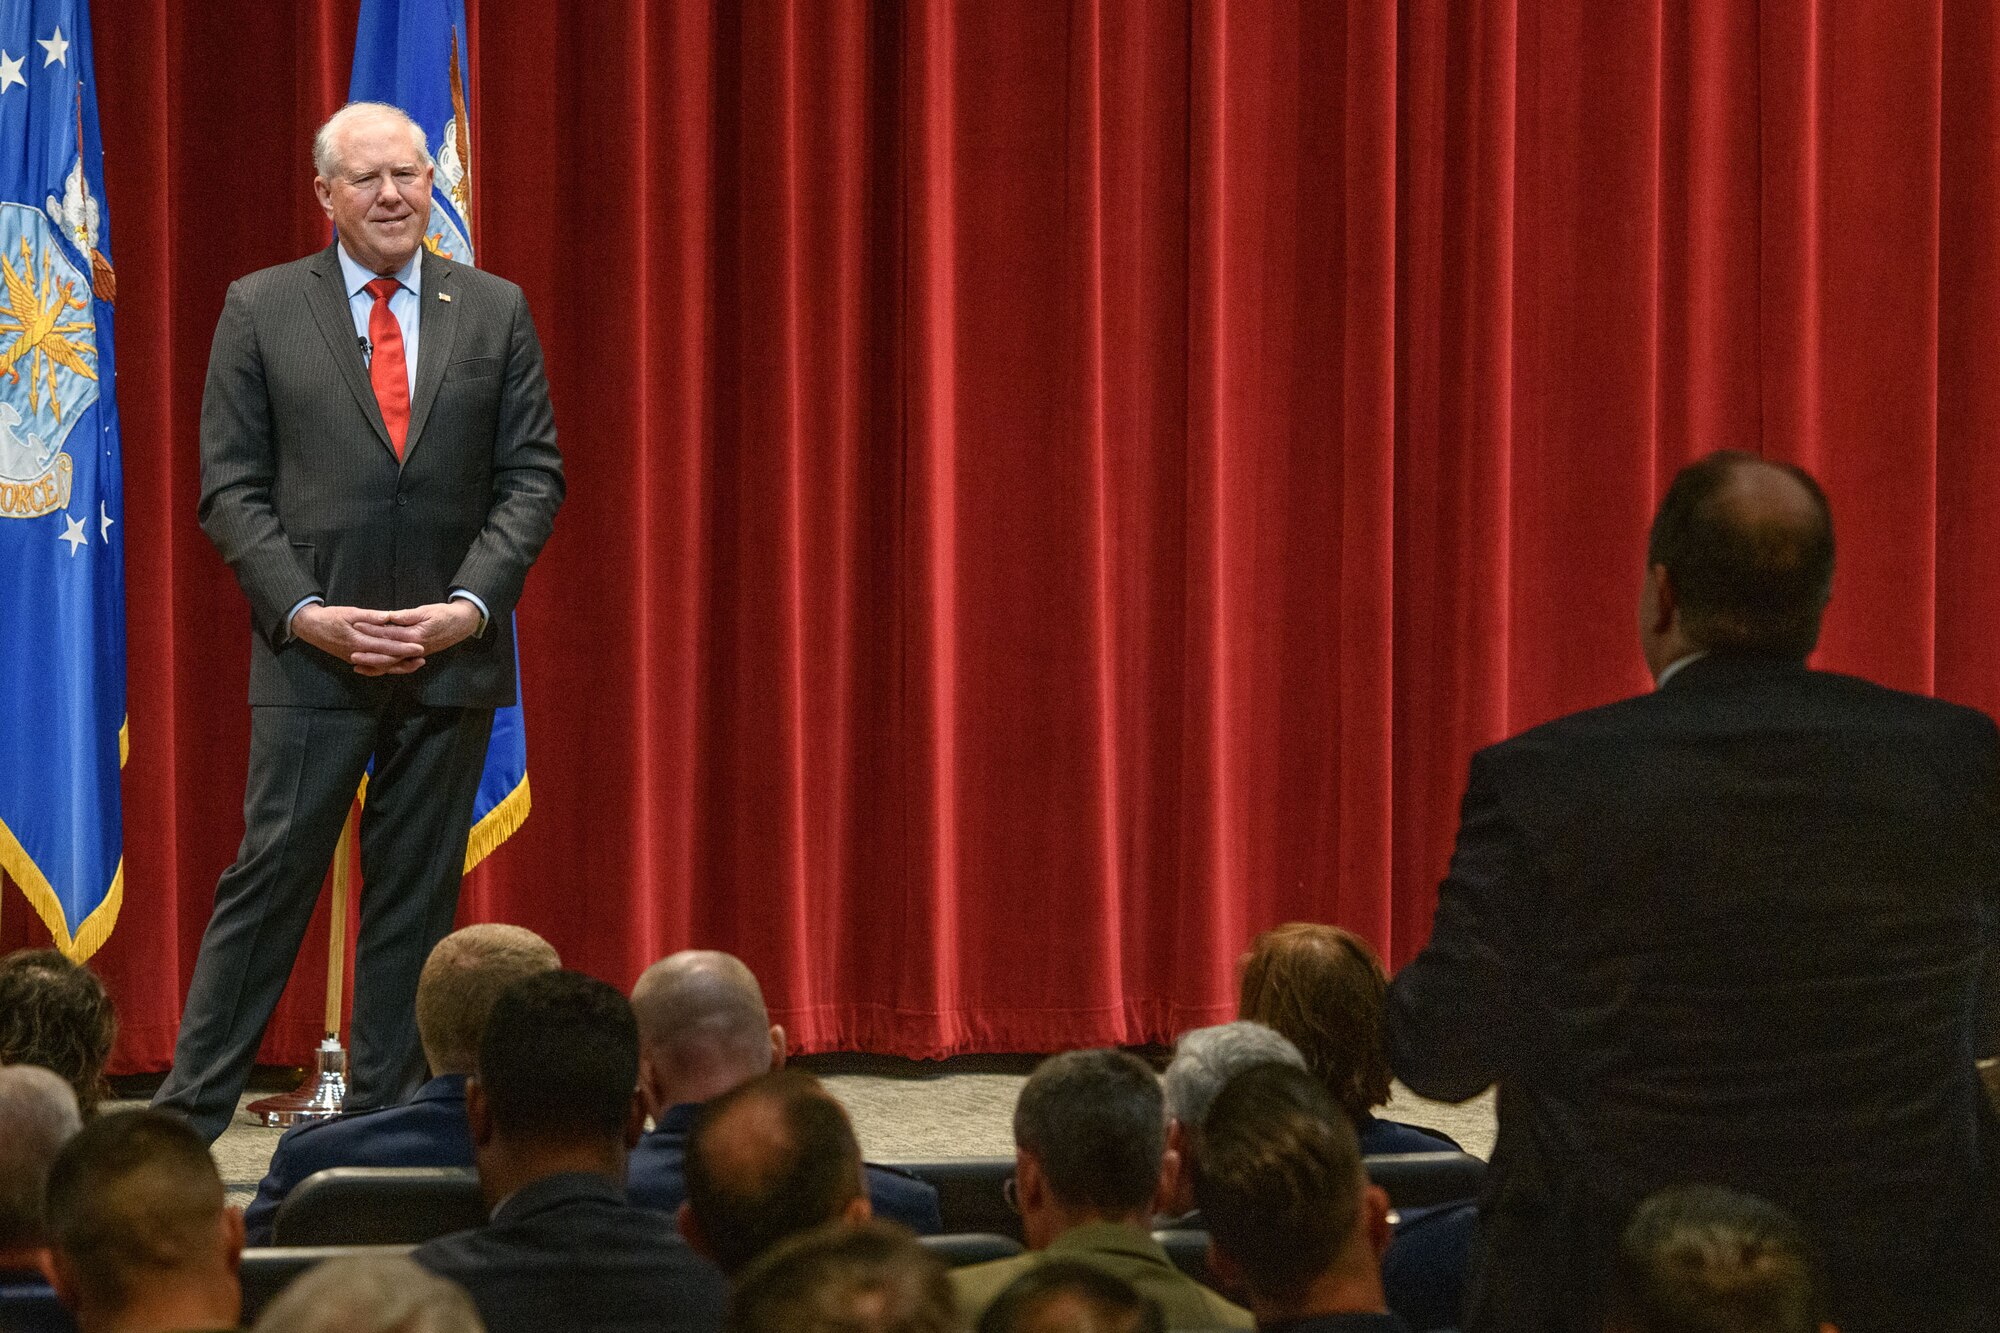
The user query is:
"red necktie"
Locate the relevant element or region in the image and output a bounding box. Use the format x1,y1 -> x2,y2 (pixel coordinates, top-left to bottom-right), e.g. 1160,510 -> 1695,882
365,277 -> 410,459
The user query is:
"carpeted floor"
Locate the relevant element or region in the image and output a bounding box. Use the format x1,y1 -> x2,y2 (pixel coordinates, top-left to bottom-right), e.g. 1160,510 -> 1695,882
113,1055 -> 1497,1209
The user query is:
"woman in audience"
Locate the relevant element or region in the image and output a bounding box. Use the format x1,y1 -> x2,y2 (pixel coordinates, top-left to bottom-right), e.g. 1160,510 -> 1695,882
0,950 -> 117,1118
1238,923 -> 1456,1155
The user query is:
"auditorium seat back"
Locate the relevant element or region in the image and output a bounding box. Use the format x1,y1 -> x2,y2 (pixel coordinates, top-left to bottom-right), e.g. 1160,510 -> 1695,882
271,1166 -> 487,1246
240,1245 -> 414,1323
1362,1151 -> 1486,1209
918,1232 -> 1026,1266
0,1282 -> 74,1333
1152,1228 -> 1216,1287
886,1158 -> 1022,1242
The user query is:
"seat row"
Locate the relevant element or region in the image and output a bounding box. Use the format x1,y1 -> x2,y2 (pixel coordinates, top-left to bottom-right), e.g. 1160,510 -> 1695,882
266,1151 -> 1487,1247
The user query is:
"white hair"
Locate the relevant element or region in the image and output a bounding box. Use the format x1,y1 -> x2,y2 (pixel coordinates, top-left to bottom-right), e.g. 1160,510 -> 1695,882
1162,1020 -> 1306,1130
253,1254 -> 484,1333
0,1065 -> 82,1249
313,101 -> 432,179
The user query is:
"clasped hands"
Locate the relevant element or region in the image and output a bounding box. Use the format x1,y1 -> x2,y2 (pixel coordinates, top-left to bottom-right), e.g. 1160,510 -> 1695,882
293,600 -> 482,676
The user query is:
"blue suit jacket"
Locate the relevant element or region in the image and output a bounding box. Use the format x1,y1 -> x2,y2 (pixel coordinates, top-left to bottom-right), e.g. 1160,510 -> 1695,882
245,1074 -> 473,1244
628,1102 -> 943,1234
1388,654 -> 2000,1333
413,1172 -> 727,1333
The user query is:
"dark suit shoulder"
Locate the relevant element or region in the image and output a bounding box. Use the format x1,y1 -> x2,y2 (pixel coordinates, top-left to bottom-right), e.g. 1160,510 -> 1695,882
1484,662 -> 1997,767
425,253 -> 526,299
225,248 -> 343,306
413,1186 -> 727,1333
227,247 -> 527,310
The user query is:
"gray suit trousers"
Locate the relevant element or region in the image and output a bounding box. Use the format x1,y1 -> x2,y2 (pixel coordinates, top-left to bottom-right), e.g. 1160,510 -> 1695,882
154,694 -> 493,1142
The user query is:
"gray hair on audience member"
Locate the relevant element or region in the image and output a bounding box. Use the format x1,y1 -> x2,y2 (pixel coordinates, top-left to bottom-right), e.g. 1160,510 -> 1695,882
0,1065 -> 82,1250
1013,1050 -> 1165,1214
312,101 -> 432,179
1162,1021 -> 1305,1133
253,1254 -> 484,1333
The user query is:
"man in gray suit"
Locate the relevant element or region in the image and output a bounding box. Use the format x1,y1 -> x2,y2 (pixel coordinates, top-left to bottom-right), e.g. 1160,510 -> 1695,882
155,101 -> 563,1142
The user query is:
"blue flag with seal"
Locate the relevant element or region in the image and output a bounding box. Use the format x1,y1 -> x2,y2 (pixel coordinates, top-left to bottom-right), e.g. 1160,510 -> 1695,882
0,0 -> 124,958
350,0 -> 527,870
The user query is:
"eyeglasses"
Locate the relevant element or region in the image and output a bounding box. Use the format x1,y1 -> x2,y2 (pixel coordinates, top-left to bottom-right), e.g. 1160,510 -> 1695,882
1003,1175 -> 1020,1214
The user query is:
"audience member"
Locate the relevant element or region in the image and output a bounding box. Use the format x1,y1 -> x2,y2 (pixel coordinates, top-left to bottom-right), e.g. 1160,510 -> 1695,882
680,1069 -> 873,1276
1194,1064 -> 1404,1332
728,1219 -> 962,1333
252,1253 -> 484,1333
1606,1185 -> 1835,1333
978,1262 -> 1164,1333
1387,451 -> 2000,1333
0,949 -> 118,1118
244,924 -> 560,1243
951,1049 -> 1250,1330
0,1066 -> 82,1290
1156,1021 -> 1304,1221
1194,986 -> 1467,1329
41,1109 -> 244,1333
629,951 -> 941,1232
1237,925 -> 1452,1155
412,970 -> 727,1333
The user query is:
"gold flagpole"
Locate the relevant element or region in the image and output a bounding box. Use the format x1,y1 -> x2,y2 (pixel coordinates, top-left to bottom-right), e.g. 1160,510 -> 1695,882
323,810 -> 353,1032
246,802 -> 356,1126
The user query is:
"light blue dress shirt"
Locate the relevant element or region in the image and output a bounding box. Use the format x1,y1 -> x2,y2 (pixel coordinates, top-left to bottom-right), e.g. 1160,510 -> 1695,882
338,242 -> 421,399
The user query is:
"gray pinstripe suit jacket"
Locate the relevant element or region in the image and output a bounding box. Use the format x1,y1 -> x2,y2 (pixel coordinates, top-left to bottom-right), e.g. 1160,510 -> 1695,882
197,243 -> 564,709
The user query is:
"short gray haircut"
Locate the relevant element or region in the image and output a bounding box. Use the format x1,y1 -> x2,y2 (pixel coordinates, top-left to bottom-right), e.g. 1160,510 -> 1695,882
313,101 -> 431,179
253,1254 -> 484,1333
1163,1021 -> 1305,1131
0,1065 -> 82,1249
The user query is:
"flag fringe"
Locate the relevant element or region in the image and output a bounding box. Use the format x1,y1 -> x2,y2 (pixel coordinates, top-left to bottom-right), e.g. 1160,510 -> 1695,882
0,817 -> 122,963
463,773 -> 529,873
339,767 -> 524,874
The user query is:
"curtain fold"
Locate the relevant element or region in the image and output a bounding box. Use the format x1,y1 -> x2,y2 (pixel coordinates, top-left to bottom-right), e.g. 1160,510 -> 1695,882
11,0 -> 1990,1070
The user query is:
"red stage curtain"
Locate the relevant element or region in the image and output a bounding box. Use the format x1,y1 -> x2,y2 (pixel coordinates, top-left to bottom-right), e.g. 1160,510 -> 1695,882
6,1 -> 1991,1070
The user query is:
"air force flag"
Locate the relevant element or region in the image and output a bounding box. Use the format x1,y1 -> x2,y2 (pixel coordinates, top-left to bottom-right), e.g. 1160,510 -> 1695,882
350,0 -> 529,870
0,0 -> 125,958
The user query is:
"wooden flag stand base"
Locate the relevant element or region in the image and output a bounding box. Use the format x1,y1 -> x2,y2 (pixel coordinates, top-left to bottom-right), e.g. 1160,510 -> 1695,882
246,804 -> 355,1128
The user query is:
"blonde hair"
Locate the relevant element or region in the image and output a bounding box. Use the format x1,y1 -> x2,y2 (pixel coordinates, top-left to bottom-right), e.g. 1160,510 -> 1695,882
415,924 -> 560,1076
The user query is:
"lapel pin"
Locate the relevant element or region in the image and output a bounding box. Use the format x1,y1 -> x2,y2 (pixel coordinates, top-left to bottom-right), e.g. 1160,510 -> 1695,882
438,292 -> 452,302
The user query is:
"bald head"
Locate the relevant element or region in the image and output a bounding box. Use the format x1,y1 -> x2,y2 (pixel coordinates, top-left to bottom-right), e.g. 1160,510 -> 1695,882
631,951 -> 783,1109
0,1065 -> 82,1253
416,924 -> 560,1077
1644,451 -> 1835,668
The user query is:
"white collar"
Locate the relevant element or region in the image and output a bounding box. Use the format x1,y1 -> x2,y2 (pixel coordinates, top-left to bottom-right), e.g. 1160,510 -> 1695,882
1654,651 -> 1707,689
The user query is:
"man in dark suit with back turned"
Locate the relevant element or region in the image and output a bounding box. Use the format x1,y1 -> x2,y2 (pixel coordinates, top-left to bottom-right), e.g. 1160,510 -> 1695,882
1387,451 -> 1999,1333
155,100 -> 563,1142
413,970 -> 728,1333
